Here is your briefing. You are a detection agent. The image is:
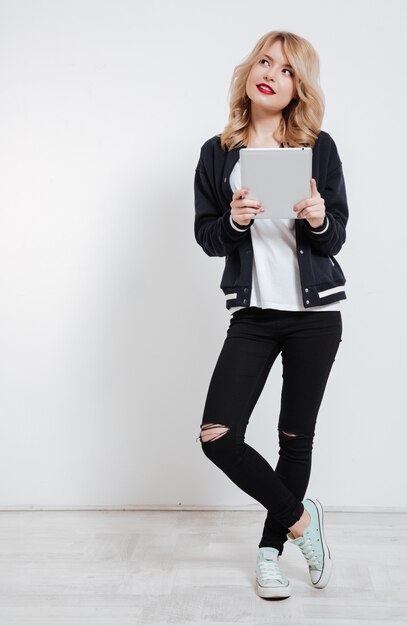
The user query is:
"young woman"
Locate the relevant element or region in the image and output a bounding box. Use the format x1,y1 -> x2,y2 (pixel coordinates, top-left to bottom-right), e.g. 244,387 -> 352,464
194,30 -> 349,599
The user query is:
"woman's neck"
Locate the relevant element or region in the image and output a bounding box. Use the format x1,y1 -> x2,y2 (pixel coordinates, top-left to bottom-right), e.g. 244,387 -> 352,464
247,109 -> 283,147
247,137 -> 282,148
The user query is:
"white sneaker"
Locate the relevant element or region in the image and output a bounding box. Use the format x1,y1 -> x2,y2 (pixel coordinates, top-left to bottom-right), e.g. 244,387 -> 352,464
255,547 -> 291,598
286,497 -> 333,588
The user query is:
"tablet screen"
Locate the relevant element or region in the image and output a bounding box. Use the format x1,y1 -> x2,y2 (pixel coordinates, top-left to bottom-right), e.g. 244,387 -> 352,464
240,147 -> 312,219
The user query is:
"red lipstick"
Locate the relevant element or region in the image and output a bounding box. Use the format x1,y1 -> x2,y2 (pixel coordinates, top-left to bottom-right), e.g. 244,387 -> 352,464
257,84 -> 276,95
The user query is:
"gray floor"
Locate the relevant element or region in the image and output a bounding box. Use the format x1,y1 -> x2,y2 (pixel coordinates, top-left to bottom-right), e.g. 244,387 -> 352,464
0,509 -> 406,625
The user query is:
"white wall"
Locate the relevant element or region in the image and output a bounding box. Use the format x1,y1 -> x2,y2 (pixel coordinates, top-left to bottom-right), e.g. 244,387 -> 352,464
0,0 -> 405,508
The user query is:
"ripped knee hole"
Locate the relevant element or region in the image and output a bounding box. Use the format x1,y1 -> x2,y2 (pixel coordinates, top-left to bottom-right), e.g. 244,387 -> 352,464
196,423 -> 230,443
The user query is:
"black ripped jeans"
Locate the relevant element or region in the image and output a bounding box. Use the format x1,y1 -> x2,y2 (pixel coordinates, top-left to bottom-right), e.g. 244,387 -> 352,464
197,306 -> 342,555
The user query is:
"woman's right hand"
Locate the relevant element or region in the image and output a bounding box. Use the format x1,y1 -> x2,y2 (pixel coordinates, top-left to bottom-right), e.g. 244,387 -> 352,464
230,188 -> 265,226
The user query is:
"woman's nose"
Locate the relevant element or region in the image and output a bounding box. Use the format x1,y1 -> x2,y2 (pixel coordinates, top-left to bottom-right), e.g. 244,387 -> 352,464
265,71 -> 276,82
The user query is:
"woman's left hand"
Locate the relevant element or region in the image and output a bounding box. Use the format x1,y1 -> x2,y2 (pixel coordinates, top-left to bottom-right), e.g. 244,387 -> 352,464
293,178 -> 326,228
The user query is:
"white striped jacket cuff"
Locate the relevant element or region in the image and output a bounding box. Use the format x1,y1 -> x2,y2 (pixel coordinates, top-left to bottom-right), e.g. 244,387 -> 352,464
229,213 -> 250,232
310,215 -> 330,234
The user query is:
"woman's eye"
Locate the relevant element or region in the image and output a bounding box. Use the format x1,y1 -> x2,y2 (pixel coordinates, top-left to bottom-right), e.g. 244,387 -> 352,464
260,59 -> 293,76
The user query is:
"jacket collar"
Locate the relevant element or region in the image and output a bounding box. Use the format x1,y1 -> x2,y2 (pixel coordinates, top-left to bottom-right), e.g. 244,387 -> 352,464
221,142 -> 245,205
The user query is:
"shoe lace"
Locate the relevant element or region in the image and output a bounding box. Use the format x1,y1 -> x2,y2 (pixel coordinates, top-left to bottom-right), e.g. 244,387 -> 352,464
258,558 -> 285,582
298,538 -> 320,567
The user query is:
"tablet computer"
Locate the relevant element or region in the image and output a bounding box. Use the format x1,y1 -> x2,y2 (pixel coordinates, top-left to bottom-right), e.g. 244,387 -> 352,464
240,147 -> 312,219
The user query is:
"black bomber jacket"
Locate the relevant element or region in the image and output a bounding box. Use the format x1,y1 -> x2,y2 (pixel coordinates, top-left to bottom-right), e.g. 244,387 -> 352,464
194,130 -> 349,310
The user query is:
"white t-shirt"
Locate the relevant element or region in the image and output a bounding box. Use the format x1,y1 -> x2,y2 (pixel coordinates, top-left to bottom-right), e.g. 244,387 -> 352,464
228,158 -> 341,314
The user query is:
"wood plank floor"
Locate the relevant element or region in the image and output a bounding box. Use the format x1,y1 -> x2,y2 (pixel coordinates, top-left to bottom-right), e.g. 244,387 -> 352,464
0,509 -> 406,625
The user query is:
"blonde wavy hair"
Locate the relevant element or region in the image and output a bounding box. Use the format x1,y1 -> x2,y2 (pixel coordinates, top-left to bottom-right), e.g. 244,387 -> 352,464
220,31 -> 325,151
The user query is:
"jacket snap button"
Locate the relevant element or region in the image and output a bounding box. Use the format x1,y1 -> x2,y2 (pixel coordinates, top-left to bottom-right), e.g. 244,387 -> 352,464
305,288 -> 309,293
243,288 -> 248,293
300,249 -> 304,254
243,299 -> 247,304
306,300 -> 310,305
223,177 -> 227,183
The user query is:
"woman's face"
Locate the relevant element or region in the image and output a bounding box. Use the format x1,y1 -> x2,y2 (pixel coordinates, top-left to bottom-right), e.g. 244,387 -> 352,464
245,39 -> 297,113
